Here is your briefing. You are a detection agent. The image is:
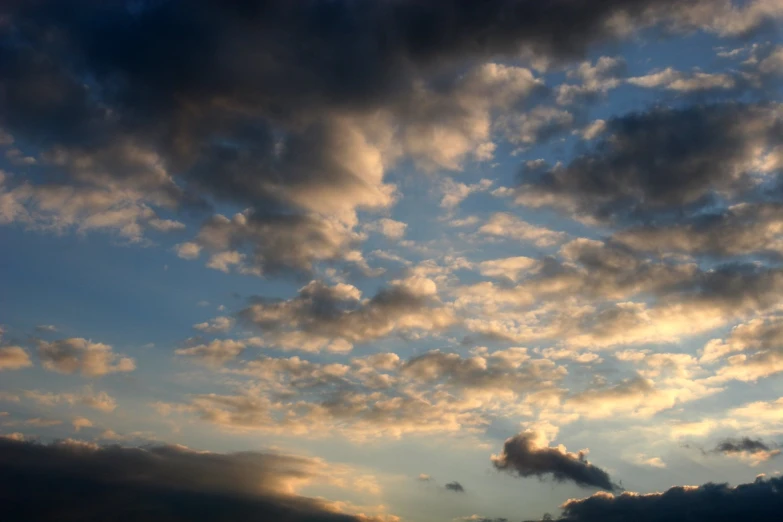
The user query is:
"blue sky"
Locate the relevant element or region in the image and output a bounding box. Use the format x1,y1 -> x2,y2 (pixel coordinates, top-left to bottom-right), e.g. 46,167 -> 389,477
1,2 -> 783,522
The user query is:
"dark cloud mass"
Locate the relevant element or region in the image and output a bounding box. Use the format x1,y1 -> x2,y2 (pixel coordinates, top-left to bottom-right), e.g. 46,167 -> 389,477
516,103 -> 783,224
446,481 -> 466,493
713,437 -> 780,456
535,476 -> 783,522
0,1 -> 762,227
0,438 -> 374,522
492,432 -> 618,491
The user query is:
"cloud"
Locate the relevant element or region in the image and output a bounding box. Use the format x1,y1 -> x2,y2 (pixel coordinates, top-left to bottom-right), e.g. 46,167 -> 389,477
478,257 -> 540,282
445,481 -> 466,493
0,438 -> 389,522
34,325 -> 57,333
0,346 -> 32,371
193,316 -> 235,333
71,417 -> 93,432
498,107 -> 575,145
175,339 -> 247,367
613,203 -> 783,258
627,67 -> 737,91
556,56 -> 626,105
492,431 -> 618,491
186,210 -> 372,276
513,103 -> 783,224
702,315 -> 783,382
478,212 -> 566,247
440,179 -> 494,210
38,338 -> 136,377
239,278 -> 454,353
363,218 -> 408,240
711,437 -> 781,464
539,475 -> 783,522
23,387 -> 118,413
156,347 -> 567,440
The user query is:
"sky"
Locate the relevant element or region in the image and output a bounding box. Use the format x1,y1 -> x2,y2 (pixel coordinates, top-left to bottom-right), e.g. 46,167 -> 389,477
0,1 -> 782,521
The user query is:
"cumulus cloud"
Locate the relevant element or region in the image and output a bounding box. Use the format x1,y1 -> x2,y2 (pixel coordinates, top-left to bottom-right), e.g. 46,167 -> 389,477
185,210 -> 372,276
0,345 -> 32,371
478,257 -> 540,282
492,431 -> 618,491
440,179 -> 494,210
702,315 -> 783,382
363,218 -> 408,240
613,203 -> 783,258
23,387 -> 117,413
0,438 -> 389,522
175,339 -> 247,367
556,56 -> 626,105
156,347 -> 568,440
239,278 -> 454,353
72,417 -> 93,432
38,338 -> 136,377
513,103 -> 783,225
193,316 -> 235,333
478,213 -> 566,247
0,0 -> 779,272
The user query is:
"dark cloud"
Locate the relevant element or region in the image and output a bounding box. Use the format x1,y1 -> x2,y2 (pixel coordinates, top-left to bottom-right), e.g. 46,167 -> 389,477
2,1 -> 771,212
0,438 -> 376,522
514,103 -> 783,224
492,432 -> 618,491
534,476 -> 783,522
445,481 -> 466,493
713,437 -> 780,456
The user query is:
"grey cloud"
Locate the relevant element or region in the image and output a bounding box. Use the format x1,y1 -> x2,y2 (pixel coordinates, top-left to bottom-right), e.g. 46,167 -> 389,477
492,432 -> 618,491
38,338 -> 136,377
613,203 -> 783,259
191,210 -> 369,276
0,438 -> 376,522
536,476 -> 783,522
713,437 -> 779,456
238,278 -> 453,352
514,103 -> 783,224
445,481 -> 466,493
2,1 -> 778,256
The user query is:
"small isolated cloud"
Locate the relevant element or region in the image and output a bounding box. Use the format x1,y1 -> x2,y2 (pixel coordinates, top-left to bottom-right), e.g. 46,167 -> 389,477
72,417 -> 93,432
445,481 -> 465,493
492,431 -> 618,491
0,346 -> 32,371
193,316 -> 235,333
417,474 -> 432,482
711,437 -> 781,464
633,455 -> 666,468
38,338 -> 135,377
35,325 -> 57,333
364,218 -> 408,240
